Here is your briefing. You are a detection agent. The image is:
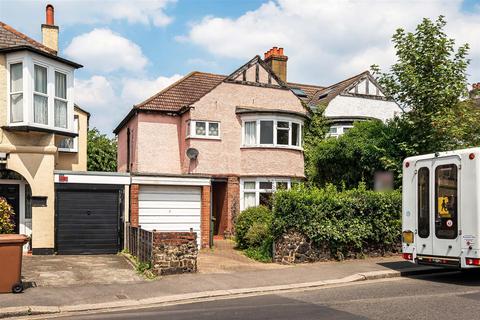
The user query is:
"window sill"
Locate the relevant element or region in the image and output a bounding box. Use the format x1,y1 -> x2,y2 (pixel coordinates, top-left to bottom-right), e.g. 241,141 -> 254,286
241,145 -> 303,151
3,124 -> 77,137
186,136 -> 221,141
58,148 -> 78,153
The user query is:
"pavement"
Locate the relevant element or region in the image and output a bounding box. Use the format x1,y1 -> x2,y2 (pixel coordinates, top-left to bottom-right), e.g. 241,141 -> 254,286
51,270 -> 480,320
0,242 -> 447,319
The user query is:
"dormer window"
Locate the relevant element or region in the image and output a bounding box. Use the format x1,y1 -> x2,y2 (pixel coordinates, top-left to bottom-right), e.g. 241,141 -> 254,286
7,51 -> 75,135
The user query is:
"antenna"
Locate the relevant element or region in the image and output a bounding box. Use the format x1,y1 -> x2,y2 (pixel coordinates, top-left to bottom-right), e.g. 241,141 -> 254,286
186,148 -> 199,160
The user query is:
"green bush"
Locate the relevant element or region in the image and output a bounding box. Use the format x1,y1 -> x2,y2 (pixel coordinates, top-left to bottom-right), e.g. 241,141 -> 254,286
0,197 -> 15,234
272,184 -> 401,258
236,206 -> 273,249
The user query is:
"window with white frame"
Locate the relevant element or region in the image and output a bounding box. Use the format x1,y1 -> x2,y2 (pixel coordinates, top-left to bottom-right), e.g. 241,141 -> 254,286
187,120 -> 220,139
328,125 -> 353,138
58,116 -> 78,152
241,178 -> 292,210
7,51 -> 74,133
243,117 -> 303,148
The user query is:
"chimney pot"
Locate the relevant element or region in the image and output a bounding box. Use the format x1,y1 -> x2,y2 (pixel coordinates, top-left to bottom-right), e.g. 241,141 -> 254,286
46,4 -> 54,25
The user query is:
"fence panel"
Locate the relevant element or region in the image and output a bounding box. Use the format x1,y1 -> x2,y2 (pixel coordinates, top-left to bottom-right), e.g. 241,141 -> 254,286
126,223 -> 152,263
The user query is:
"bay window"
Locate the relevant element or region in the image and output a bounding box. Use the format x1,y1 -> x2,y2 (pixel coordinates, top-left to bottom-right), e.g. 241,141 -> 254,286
7,51 -> 74,134
187,120 -> 220,139
240,178 -> 293,210
9,63 -> 23,123
242,117 -> 303,148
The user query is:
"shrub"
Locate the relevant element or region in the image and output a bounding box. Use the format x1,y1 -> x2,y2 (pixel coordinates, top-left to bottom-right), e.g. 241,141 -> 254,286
0,197 -> 15,234
272,184 -> 401,259
235,206 -> 273,249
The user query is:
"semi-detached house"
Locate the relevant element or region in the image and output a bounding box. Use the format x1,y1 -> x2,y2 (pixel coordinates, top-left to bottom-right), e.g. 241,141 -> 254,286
114,47 -> 400,248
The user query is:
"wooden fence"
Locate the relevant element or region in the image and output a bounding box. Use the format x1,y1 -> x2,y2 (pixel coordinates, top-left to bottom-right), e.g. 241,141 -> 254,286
125,223 -> 153,263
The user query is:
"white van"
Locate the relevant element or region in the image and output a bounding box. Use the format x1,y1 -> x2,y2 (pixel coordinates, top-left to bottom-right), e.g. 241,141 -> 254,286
402,147 -> 480,269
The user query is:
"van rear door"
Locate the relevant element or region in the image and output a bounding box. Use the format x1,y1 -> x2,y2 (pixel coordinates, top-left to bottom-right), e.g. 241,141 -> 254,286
415,161 -> 433,256
432,157 -> 461,258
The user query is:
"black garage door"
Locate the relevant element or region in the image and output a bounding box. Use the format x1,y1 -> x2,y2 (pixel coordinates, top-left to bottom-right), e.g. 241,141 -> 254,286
55,184 -> 123,254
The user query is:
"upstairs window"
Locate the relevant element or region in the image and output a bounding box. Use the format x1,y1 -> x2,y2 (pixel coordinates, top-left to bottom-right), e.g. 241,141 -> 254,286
55,72 -> 68,128
33,65 -> 48,125
188,120 -> 220,139
243,117 -> 303,148
58,116 -> 78,152
9,63 -> 23,123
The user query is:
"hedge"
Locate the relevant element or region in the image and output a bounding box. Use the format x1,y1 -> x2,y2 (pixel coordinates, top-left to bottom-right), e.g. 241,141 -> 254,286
272,184 -> 402,258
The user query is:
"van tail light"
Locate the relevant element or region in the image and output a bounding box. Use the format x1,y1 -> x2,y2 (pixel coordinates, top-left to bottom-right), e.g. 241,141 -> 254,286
466,258 -> 480,266
402,253 -> 413,260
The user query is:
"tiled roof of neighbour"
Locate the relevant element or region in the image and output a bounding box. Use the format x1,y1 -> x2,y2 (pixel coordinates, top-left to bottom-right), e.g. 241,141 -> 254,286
287,82 -> 324,102
0,21 -> 56,54
135,71 -> 227,112
308,71 -> 369,106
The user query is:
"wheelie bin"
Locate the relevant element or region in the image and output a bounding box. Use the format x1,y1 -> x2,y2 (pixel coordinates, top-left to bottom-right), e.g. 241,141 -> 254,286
0,234 -> 28,293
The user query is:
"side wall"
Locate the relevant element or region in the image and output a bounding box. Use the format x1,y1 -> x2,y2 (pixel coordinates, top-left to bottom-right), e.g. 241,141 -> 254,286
55,108 -> 88,171
117,115 -> 139,173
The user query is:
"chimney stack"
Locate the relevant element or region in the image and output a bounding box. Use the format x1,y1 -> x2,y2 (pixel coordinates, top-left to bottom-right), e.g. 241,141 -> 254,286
41,4 -> 59,54
264,47 -> 288,82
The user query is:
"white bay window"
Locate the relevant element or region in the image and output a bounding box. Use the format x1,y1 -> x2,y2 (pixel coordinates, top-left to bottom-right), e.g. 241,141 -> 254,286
240,178 -> 293,211
7,51 -> 74,134
242,116 -> 303,149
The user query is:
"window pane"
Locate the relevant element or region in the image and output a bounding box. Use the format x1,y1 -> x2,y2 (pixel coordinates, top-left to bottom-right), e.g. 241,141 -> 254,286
259,192 -> 273,209
435,164 -> 458,239
195,122 -> 206,136
55,99 -> 67,128
260,121 -> 273,144
10,63 -> 22,92
343,127 -> 352,133
55,72 -> 67,99
277,182 -> 288,190
418,167 -> 430,238
244,192 -> 256,209
208,122 -> 219,136
244,181 -> 255,189
34,65 -> 47,94
259,181 -> 273,190
277,122 -> 289,145
10,93 -> 23,123
59,137 -> 74,149
244,121 -> 257,145
329,127 -> 337,134
34,94 -> 48,124
291,123 -> 299,146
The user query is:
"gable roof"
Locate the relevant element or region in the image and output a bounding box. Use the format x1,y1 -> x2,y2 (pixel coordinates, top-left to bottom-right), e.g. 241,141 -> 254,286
308,71 -> 370,106
0,21 -> 82,68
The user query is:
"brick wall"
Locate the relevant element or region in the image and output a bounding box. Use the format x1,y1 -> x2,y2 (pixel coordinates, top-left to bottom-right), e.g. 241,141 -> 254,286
130,184 -> 139,227
226,176 -> 240,235
200,185 -> 211,248
151,232 -> 198,275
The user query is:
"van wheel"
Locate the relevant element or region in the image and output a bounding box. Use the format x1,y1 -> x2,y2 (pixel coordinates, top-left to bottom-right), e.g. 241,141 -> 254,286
12,283 -> 23,294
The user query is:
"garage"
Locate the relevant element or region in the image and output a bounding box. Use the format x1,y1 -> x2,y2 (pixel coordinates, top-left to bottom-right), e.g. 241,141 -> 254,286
54,172 -> 130,254
139,185 -> 202,246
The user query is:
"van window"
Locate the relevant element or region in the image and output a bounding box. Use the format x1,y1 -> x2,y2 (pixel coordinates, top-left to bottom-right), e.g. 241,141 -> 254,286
435,164 -> 458,239
418,167 -> 430,238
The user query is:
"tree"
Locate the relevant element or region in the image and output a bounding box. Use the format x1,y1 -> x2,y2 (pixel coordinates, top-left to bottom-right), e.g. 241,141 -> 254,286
87,128 -> 117,172
372,15 -> 471,157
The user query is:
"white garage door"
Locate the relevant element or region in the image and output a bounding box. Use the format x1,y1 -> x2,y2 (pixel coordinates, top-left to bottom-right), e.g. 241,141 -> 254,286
138,185 -> 202,246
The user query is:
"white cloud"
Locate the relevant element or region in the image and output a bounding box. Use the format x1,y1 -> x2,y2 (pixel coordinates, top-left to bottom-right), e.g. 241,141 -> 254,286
121,74 -> 183,104
182,0 -> 480,85
75,74 -> 182,133
65,28 -> 148,73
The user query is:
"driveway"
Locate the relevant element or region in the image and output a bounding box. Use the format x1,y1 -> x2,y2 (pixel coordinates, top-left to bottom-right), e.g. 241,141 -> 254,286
22,254 -> 144,288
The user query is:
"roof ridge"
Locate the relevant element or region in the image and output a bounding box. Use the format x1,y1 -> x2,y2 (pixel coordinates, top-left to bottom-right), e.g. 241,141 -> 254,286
134,71 -> 200,108
0,21 -> 57,55
325,70 -> 369,89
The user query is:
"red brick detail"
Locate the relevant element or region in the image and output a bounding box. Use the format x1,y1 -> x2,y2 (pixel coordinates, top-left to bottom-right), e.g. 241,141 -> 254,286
226,176 -> 240,235
153,232 -> 197,246
200,185 -> 211,248
130,184 -> 139,227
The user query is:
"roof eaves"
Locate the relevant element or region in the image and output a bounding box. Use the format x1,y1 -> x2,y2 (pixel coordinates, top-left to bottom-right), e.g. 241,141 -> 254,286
0,46 -> 83,68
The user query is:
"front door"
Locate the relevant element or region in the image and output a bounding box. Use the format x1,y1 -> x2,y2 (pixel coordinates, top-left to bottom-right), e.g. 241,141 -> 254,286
0,184 -> 20,233
432,157 -> 461,257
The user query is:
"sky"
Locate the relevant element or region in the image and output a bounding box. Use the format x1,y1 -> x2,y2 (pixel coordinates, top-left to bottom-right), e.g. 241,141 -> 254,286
1,0 -> 480,134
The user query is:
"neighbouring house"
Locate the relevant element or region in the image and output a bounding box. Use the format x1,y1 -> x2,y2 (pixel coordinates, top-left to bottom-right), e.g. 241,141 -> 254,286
0,5 -> 129,255
303,71 -> 402,137
114,47 -> 309,247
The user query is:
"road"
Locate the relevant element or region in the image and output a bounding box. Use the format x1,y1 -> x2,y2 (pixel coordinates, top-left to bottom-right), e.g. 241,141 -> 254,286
56,270 -> 480,320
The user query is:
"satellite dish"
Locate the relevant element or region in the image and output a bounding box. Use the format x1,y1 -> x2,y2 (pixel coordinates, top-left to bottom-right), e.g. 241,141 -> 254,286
186,148 -> 199,160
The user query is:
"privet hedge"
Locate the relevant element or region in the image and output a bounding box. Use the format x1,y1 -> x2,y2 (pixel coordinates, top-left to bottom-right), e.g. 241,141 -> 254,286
272,184 -> 402,259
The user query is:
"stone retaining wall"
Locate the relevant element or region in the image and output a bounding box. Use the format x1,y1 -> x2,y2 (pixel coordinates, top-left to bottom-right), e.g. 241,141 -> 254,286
151,232 -> 198,275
